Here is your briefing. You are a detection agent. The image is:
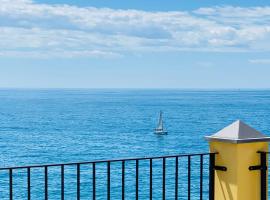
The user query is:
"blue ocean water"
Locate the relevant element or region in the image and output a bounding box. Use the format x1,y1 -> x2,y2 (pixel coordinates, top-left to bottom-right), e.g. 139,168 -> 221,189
0,89 -> 270,199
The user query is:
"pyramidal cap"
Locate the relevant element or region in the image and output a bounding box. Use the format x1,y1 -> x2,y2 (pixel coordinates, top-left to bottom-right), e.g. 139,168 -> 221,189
205,120 -> 270,143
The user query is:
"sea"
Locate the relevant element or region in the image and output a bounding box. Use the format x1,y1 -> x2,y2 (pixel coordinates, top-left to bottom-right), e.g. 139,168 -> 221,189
0,89 -> 269,199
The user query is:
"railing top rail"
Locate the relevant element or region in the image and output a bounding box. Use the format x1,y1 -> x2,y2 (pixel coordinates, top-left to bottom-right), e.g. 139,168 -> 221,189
0,152 -> 216,171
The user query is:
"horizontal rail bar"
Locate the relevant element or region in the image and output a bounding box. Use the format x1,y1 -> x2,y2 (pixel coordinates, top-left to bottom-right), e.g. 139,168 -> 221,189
0,152 -> 216,170
258,151 -> 270,154
249,165 -> 268,171
214,166 -> 227,171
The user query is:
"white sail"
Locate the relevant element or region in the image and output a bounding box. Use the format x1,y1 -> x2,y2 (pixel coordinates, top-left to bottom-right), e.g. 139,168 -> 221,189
154,111 -> 167,134
157,111 -> 163,130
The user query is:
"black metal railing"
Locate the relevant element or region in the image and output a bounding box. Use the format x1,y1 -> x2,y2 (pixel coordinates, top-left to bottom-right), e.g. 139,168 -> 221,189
249,151 -> 268,200
0,153 -> 217,200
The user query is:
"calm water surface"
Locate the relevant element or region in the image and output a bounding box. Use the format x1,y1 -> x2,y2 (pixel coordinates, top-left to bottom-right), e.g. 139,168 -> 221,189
0,89 -> 269,199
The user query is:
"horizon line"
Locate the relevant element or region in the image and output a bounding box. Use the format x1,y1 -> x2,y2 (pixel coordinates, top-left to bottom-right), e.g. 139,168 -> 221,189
0,87 -> 270,91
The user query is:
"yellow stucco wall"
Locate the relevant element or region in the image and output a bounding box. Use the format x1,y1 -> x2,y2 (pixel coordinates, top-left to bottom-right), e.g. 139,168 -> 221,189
210,141 -> 268,200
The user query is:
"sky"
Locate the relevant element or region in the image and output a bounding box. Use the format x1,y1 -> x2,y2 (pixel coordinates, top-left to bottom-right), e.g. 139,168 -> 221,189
0,0 -> 270,89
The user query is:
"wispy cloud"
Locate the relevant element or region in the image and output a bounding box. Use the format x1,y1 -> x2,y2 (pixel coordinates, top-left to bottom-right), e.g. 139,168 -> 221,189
249,59 -> 270,64
0,0 -> 270,58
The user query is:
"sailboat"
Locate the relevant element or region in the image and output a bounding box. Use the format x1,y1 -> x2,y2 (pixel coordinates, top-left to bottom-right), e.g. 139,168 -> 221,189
154,111 -> 168,135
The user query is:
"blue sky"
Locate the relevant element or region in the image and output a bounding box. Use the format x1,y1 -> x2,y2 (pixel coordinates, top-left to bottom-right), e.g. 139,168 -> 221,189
0,0 -> 270,88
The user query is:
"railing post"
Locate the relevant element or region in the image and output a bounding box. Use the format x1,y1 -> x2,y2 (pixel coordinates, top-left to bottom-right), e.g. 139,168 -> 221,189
209,153 -> 215,200
205,120 -> 270,200
260,152 -> 267,200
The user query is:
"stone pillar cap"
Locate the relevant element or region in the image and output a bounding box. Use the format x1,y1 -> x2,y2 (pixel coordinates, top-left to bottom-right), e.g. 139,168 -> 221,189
205,120 -> 270,143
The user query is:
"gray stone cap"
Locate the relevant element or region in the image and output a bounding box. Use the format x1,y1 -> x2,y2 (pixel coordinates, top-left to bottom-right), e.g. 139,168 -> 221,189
205,120 -> 270,144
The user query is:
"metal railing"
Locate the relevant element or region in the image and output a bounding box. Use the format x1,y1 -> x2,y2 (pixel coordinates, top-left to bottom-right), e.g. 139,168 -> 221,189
0,153 -> 217,200
249,151 -> 268,200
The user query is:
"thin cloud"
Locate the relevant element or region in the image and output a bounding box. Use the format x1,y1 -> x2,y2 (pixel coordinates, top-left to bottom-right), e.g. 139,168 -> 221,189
249,59 -> 270,64
0,0 -> 270,58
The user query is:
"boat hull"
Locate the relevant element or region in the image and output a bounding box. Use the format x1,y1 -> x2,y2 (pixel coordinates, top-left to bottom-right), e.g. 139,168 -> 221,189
154,130 -> 168,135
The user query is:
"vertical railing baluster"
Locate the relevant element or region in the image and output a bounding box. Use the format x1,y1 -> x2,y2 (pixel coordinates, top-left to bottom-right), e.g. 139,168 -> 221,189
163,158 -> 166,200
175,157 -> 178,200
93,163 -> 96,200
209,153 -> 215,200
27,167 -> 31,200
122,161 -> 125,200
45,166 -> 48,200
9,169 -> 13,200
61,165 -> 64,200
260,152 -> 267,200
188,156 -> 191,200
77,164 -> 80,200
107,161 -> 110,200
200,155 -> 203,200
150,158 -> 153,200
136,159 -> 139,200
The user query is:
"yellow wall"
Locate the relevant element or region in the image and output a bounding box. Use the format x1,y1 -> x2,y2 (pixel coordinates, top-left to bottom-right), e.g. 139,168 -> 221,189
210,141 -> 268,200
